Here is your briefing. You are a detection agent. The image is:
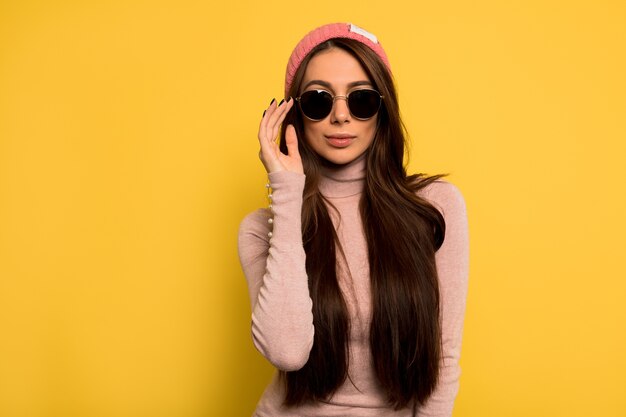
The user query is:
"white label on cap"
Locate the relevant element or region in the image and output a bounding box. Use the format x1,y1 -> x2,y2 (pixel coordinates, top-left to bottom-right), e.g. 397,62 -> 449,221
349,24 -> 378,44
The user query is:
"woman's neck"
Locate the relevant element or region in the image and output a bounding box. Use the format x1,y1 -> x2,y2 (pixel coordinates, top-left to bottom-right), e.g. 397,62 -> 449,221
318,153 -> 366,198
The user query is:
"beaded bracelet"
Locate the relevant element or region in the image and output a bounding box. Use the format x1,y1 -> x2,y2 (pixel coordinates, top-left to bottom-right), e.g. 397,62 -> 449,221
266,181 -> 274,239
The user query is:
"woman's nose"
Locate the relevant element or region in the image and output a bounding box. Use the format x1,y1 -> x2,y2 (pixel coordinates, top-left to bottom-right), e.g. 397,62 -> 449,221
330,96 -> 350,123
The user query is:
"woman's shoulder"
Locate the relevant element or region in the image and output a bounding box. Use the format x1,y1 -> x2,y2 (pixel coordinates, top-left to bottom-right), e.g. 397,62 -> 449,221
416,179 -> 467,219
238,208 -> 272,240
417,179 -> 469,272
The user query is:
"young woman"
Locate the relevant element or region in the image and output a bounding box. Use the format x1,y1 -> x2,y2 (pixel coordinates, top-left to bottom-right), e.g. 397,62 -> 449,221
238,23 -> 469,416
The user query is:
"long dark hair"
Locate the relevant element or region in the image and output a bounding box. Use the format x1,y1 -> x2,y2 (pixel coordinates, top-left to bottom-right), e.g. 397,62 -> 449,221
277,38 -> 447,411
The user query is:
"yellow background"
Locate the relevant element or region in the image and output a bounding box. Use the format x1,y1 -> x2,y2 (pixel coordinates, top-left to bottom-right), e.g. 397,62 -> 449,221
1,0 -> 625,416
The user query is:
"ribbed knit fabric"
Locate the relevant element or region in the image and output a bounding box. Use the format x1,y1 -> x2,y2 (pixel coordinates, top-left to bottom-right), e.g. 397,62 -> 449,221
238,156 -> 469,416
284,23 -> 392,96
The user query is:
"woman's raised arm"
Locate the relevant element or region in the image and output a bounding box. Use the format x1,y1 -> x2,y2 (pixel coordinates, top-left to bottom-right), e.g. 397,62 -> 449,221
237,98 -> 314,371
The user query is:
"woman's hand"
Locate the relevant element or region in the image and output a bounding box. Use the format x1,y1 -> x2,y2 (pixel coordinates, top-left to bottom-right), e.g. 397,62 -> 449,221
258,98 -> 303,174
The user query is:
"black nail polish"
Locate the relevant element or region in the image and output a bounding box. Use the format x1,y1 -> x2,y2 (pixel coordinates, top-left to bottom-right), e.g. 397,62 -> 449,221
286,96 -> 292,103
263,109 -> 266,117
279,99 -> 285,106
270,98 -> 275,105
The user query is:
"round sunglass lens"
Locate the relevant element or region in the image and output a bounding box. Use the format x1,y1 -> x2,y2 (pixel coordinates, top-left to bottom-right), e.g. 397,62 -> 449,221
300,90 -> 333,120
348,90 -> 381,119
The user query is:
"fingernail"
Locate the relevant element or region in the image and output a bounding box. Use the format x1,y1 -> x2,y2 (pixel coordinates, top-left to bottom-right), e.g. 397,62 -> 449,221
279,99 -> 285,106
270,98 -> 275,105
286,96 -> 292,103
263,109 -> 266,117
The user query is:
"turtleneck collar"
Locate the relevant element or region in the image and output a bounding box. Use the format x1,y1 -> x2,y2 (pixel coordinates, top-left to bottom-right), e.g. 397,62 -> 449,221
318,152 -> 366,198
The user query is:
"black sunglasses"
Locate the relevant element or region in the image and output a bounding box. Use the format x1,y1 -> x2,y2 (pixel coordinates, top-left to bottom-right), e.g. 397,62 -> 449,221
295,89 -> 384,121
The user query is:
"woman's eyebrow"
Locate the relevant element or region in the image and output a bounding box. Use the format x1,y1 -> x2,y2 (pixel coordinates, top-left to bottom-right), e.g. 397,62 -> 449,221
347,80 -> 373,88
302,80 -> 332,90
302,79 -> 373,90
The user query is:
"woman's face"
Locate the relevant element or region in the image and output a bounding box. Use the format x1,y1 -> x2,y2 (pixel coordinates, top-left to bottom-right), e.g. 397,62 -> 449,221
299,47 -> 378,165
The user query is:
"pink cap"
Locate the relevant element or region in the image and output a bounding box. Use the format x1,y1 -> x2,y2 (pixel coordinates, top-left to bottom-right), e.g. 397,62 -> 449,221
284,23 -> 391,96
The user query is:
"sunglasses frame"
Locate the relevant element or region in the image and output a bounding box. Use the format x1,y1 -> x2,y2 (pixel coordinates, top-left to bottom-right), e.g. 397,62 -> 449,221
295,88 -> 384,121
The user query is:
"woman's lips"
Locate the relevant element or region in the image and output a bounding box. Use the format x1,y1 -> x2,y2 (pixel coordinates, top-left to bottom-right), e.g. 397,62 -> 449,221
325,134 -> 355,148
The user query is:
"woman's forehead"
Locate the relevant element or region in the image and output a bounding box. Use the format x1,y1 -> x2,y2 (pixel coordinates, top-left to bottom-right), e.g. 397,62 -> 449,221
302,48 -> 371,90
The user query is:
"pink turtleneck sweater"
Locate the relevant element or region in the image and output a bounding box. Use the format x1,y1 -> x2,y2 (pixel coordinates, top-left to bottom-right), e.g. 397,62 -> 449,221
238,155 -> 469,417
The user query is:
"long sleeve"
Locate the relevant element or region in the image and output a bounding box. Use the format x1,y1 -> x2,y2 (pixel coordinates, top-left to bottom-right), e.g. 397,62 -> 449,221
237,171 -> 315,371
417,181 -> 470,417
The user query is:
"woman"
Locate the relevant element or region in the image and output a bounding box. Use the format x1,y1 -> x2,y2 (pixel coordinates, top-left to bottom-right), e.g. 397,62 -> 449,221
238,23 -> 469,416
